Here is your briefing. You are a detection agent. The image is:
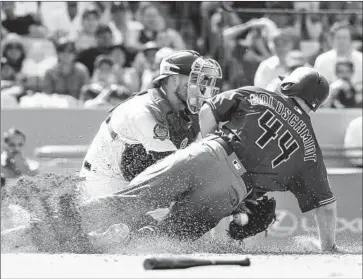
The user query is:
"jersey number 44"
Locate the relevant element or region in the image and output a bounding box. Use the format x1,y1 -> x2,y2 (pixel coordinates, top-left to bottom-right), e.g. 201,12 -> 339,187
255,110 -> 299,169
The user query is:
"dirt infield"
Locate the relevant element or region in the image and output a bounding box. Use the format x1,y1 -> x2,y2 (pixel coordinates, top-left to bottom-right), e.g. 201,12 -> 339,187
2,253 -> 362,278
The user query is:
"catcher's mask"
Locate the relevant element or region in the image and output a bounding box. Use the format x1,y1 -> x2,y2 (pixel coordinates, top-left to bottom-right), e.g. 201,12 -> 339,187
187,57 -> 222,114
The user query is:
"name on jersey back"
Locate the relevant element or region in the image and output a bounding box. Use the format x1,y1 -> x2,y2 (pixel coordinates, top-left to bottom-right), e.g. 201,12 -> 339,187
249,93 -> 317,162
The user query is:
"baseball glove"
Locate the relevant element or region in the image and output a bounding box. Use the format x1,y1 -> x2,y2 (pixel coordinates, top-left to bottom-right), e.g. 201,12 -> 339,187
227,196 -> 276,241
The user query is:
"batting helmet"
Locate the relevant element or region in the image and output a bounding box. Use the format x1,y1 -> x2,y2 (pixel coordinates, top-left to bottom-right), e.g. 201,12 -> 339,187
278,67 -> 329,112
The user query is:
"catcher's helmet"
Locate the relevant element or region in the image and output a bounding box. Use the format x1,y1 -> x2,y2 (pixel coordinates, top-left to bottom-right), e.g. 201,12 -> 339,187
278,67 -> 329,112
152,50 -> 201,85
153,50 -> 222,114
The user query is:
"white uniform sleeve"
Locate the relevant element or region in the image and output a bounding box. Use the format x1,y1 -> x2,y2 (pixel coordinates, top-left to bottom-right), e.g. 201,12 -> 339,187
129,112 -> 177,153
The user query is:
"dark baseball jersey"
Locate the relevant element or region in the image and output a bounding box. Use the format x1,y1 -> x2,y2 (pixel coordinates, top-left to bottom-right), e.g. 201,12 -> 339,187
205,86 -> 336,213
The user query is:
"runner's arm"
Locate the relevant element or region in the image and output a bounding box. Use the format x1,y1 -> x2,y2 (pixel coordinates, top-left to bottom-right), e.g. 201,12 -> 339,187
313,201 -> 338,252
199,103 -> 218,137
289,161 -> 337,252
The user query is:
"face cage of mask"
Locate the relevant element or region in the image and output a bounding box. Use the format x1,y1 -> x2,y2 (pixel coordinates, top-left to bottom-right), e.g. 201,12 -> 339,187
186,59 -> 222,114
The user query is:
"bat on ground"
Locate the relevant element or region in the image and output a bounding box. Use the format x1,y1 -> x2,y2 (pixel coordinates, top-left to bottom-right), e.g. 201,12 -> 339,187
143,257 -> 251,270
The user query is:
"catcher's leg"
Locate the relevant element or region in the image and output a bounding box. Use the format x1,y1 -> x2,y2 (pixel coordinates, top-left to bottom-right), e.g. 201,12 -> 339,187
157,139 -> 248,240
78,174 -> 129,200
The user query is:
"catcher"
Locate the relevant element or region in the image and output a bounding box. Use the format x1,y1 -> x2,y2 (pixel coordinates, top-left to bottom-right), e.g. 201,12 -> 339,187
79,50 -> 221,198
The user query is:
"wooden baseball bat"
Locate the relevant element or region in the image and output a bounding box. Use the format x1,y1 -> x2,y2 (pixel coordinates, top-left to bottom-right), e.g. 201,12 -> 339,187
143,257 -> 251,270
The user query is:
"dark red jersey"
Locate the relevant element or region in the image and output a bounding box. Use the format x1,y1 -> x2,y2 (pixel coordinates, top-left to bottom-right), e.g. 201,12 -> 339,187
205,86 -> 335,212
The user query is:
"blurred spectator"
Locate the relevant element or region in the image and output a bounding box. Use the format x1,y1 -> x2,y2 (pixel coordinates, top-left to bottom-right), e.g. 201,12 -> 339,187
351,7 -> 363,42
324,60 -> 362,108
2,33 -> 27,75
222,18 -> 279,89
81,54 -> 131,107
140,47 -> 174,91
314,21 -> 362,86
67,1 -> 79,22
133,41 -> 159,79
95,2 -> 113,25
344,116 -> 362,168
1,57 -> 24,107
308,33 -> 332,65
179,19 -> 198,50
266,1 -> 295,28
111,44 -> 140,93
63,1 -> 82,38
42,38 -> 90,100
1,33 -> 36,95
136,3 -> 186,50
200,2 -> 220,55
91,55 -> 119,87
74,6 -> 100,52
233,1 -> 268,22
109,2 -> 143,51
208,3 -> 241,57
77,24 -> 114,75
1,1 -> 47,38
219,20 -> 252,90
293,3 -> 323,41
200,2 -> 241,55
1,57 -> 16,82
294,2 -> 320,12
254,28 -> 295,89
320,2 -> 361,29
266,50 -> 309,92
1,128 -> 39,179
142,42 -> 159,71
241,23 -> 275,85
39,2 -> 84,40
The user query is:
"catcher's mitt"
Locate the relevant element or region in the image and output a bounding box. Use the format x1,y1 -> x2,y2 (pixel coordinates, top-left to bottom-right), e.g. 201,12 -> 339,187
227,196 -> 276,241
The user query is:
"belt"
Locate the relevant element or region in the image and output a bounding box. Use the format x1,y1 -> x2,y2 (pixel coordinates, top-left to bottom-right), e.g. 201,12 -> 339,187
213,136 -> 235,156
213,136 -> 253,197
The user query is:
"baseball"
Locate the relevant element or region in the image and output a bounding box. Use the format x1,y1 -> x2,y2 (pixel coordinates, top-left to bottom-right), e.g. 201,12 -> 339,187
233,212 -> 249,226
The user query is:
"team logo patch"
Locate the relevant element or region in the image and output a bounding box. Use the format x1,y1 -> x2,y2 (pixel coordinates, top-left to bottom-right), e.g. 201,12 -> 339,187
153,124 -> 169,141
180,138 -> 189,149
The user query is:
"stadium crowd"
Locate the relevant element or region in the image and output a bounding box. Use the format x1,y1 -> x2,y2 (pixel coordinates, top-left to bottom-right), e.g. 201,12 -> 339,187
1,1 -> 362,109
